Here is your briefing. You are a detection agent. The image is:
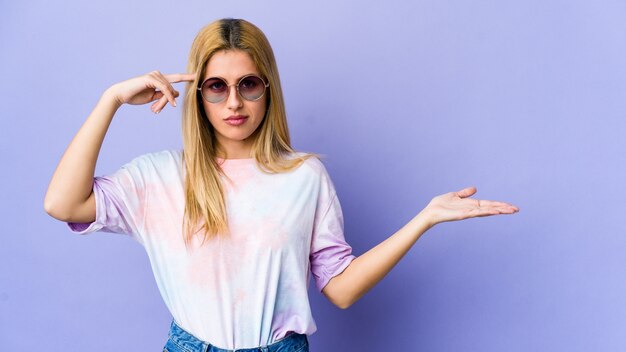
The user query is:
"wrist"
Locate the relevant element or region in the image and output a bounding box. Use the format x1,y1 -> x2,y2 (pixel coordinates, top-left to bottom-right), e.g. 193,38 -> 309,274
416,207 -> 437,229
102,85 -> 123,109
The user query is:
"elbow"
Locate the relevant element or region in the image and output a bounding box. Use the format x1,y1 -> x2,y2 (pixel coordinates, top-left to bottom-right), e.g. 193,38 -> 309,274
327,293 -> 355,310
336,300 -> 353,310
43,196 -> 71,221
322,275 -> 358,309
335,295 -> 357,309
43,196 -> 57,218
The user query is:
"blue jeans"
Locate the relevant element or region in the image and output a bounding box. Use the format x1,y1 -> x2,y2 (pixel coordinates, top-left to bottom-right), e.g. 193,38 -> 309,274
163,319 -> 310,352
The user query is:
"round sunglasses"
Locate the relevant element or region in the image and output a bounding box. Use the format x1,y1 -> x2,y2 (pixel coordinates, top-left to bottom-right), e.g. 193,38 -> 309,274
197,75 -> 270,103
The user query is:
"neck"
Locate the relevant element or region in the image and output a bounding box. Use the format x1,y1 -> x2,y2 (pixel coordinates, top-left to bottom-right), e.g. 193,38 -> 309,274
215,138 -> 255,159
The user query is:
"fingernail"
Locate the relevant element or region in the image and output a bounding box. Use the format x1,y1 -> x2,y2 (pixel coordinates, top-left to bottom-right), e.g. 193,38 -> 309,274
173,100 -> 177,107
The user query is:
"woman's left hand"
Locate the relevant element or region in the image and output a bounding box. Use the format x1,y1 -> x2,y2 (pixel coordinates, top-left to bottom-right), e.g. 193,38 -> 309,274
422,186 -> 519,227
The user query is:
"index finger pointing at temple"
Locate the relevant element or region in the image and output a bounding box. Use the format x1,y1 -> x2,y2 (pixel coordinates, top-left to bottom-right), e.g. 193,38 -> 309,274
164,73 -> 197,83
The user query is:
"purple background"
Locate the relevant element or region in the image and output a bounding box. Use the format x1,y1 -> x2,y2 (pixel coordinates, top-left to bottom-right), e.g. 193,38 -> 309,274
2,0 -> 625,350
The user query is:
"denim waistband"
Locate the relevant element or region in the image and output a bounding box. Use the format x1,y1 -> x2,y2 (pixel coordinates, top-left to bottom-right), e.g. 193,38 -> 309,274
166,319 -> 309,352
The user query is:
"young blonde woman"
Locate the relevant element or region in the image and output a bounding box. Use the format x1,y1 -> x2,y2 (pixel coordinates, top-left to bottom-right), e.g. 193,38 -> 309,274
44,18 -> 519,352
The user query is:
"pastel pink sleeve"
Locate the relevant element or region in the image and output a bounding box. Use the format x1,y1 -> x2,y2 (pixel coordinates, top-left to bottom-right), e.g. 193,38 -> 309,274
309,170 -> 356,292
66,158 -> 146,243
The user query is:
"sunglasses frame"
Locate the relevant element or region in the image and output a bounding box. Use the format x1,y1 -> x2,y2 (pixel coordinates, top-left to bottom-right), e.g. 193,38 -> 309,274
197,74 -> 270,104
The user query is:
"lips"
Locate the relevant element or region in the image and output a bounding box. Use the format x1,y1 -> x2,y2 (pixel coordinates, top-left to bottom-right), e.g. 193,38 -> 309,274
224,115 -> 248,126
225,115 -> 247,120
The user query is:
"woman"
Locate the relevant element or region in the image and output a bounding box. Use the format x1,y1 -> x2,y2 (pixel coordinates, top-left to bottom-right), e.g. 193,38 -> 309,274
44,18 -> 519,352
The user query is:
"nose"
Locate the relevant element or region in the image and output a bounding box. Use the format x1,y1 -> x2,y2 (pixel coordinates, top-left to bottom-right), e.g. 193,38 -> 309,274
226,85 -> 243,110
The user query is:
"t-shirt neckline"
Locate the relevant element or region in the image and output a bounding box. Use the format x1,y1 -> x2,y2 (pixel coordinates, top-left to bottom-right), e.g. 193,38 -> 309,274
215,157 -> 256,164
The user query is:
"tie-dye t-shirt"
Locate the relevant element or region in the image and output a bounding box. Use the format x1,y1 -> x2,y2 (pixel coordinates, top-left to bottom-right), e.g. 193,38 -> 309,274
66,149 -> 356,349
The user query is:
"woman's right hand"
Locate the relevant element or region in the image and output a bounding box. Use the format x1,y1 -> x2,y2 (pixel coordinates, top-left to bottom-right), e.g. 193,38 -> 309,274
108,71 -> 196,114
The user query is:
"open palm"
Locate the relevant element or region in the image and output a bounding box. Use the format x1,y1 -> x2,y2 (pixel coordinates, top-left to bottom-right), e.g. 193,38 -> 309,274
424,186 -> 519,226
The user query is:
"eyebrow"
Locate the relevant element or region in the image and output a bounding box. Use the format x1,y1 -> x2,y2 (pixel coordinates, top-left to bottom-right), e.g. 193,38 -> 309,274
202,73 -> 259,83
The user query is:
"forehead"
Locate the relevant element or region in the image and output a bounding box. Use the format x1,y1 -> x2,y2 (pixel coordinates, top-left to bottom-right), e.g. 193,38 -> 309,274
203,50 -> 259,80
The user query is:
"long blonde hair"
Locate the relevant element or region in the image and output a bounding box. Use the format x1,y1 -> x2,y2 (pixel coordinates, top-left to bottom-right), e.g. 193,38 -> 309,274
181,18 -> 318,247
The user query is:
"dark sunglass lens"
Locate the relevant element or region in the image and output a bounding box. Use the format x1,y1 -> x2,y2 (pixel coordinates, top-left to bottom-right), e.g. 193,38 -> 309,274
202,78 -> 227,102
239,76 -> 265,100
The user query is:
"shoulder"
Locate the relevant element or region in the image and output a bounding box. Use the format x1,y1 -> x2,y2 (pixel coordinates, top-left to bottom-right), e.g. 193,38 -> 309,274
289,151 -> 333,180
290,151 -> 321,169
128,149 -> 182,164
121,149 -> 183,173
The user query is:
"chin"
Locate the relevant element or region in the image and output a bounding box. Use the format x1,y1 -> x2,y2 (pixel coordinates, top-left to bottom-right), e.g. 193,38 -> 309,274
219,130 -> 257,141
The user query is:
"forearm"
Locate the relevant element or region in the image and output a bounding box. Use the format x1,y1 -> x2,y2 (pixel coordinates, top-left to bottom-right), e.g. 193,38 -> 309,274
326,210 -> 434,308
44,87 -> 121,218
